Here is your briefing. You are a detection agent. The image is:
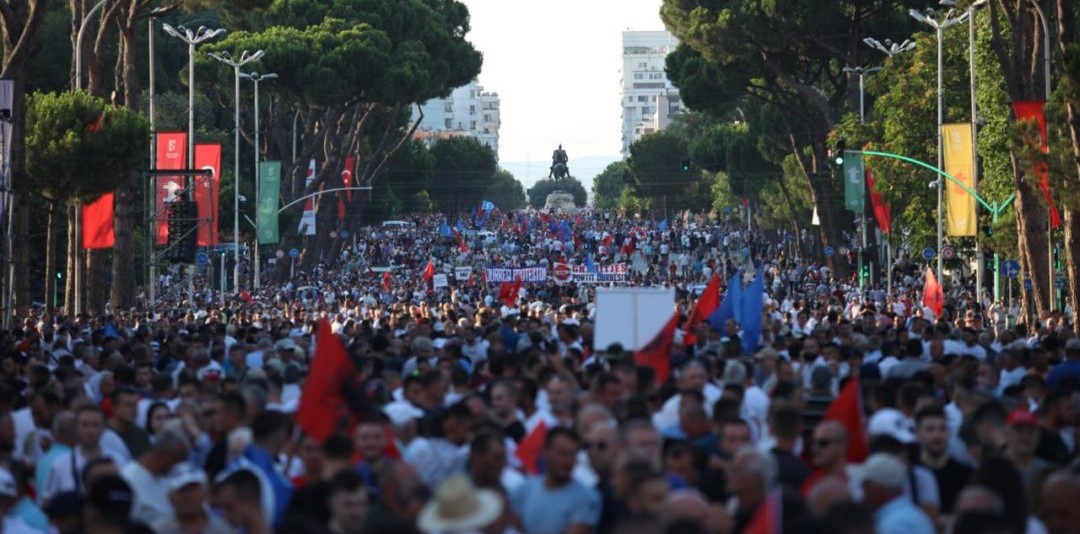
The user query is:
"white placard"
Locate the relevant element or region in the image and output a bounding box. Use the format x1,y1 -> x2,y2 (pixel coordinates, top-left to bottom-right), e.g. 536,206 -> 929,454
594,287 -> 675,351
432,273 -> 449,289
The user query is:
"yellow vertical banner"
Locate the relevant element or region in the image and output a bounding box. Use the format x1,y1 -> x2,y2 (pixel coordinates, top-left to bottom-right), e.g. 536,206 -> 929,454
942,123 -> 976,236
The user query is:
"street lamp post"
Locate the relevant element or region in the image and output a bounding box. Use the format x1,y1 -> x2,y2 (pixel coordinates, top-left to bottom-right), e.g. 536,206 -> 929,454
842,64 -> 882,291
240,71 -> 277,290
864,37 -> 915,298
842,65 -> 883,123
1029,0 -> 1055,309
70,0 -> 109,317
209,50 -> 265,294
162,24 -> 226,188
909,7 -> 969,284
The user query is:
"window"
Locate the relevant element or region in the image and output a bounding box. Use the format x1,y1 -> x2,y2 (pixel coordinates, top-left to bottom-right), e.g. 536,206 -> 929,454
649,72 -> 663,80
642,106 -> 652,114
470,120 -> 477,130
444,118 -> 453,128
652,95 -> 658,101
633,73 -> 644,80
637,95 -> 648,102
444,103 -> 453,112
470,90 -> 476,98
638,62 -> 647,68
628,96 -> 634,102
470,105 -> 476,115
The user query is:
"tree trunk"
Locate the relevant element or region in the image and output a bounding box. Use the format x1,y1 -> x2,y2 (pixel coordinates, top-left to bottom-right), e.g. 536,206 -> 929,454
1,0 -> 49,318
1066,210 -> 1080,333
117,10 -> 137,109
87,249 -> 108,314
1013,169 -> 1052,322
1055,0 -> 1080,333
44,201 -> 57,312
64,202 -> 77,314
110,169 -> 136,308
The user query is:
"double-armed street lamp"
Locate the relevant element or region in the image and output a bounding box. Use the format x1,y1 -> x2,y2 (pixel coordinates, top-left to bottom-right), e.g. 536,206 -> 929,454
209,50 -> 265,294
239,71 -> 277,290
162,24 -> 227,184
909,6 -> 969,283
861,36 -> 915,297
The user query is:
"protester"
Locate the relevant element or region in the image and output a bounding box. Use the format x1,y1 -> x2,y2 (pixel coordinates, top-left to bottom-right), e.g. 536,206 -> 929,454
0,208 -> 1076,534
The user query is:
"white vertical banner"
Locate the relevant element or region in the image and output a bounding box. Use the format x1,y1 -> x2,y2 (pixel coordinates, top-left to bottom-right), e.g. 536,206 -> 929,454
298,159 -> 317,236
0,80 -> 13,227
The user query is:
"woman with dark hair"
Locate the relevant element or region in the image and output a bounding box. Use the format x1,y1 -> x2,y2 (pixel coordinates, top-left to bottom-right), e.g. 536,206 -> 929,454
966,456 -> 1047,534
143,401 -> 171,441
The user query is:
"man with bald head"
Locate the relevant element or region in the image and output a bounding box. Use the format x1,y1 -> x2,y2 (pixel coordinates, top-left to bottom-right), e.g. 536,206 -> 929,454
1040,470 -> 1080,534
802,420 -> 859,498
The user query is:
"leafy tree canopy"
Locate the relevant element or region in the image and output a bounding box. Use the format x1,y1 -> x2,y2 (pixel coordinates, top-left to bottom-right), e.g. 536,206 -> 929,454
25,91 -> 149,203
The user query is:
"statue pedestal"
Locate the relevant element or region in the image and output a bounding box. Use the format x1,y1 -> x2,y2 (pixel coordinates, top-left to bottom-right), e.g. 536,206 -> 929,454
544,191 -> 577,213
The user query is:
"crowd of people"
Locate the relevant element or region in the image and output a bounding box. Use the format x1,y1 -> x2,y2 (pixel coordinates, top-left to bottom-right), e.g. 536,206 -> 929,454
0,208 -> 1078,534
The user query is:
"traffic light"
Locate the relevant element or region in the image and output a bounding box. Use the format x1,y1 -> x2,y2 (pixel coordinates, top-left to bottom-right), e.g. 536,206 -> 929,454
860,262 -> 870,280
681,158 -> 691,172
166,200 -> 198,264
981,223 -> 992,237
832,138 -> 846,166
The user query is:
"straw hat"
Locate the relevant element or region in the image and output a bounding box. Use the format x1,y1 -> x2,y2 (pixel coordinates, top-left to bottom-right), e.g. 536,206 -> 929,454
417,474 -> 502,533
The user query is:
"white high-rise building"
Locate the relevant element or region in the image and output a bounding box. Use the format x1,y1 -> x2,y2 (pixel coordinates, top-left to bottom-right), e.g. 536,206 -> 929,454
620,31 -> 681,155
415,80 -> 501,157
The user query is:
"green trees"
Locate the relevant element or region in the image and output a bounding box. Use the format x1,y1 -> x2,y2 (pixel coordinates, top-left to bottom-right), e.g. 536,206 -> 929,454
485,169 -> 526,211
192,0 -> 483,272
591,161 -> 632,210
428,136 -> 497,214
527,178 -> 587,209
25,91 -> 148,312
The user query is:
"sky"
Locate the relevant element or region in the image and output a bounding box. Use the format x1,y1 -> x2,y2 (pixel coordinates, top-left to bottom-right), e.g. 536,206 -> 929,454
459,0 -> 668,190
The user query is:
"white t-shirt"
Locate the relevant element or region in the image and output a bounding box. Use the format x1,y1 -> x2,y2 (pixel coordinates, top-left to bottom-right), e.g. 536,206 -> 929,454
121,461 -> 173,526
42,446 -> 130,503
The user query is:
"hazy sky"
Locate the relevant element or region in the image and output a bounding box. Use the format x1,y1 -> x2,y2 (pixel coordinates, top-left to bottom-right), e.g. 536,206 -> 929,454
459,0 -> 667,182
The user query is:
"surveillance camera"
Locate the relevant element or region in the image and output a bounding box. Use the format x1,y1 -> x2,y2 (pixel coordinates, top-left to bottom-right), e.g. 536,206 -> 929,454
929,180 -> 940,189
239,195 -> 247,202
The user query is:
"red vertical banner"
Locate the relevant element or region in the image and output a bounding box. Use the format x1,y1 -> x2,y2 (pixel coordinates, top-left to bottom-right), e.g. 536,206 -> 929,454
865,170 -> 892,236
1012,101 -> 1061,229
342,154 -> 355,202
155,132 -> 187,244
82,193 -> 115,249
194,143 -> 221,247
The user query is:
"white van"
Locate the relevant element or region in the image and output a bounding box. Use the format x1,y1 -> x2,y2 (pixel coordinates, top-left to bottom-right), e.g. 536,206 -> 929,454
381,220 -> 413,228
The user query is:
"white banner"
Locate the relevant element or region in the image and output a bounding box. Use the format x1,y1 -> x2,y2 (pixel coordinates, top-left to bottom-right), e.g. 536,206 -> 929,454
432,273 -> 449,289
454,266 -> 473,280
298,159 -> 317,235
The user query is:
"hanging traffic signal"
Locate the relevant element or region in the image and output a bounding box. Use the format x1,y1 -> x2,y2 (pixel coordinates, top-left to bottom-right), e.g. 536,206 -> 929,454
833,138 -> 847,166
860,262 -> 870,280
681,158 -> 691,172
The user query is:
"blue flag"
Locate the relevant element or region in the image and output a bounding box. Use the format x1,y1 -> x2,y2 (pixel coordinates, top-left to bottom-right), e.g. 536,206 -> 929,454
741,266 -> 765,353
584,254 -> 598,273
659,219 -> 668,232
438,222 -> 452,237
558,221 -> 573,243
708,271 -> 741,333
481,200 -> 495,212
455,219 -> 465,232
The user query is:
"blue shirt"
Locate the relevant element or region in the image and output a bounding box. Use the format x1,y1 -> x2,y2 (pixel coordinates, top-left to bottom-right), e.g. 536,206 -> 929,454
1047,360 -> 1080,388
10,497 -> 48,531
511,476 -> 601,534
875,495 -> 935,534
35,443 -> 70,504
